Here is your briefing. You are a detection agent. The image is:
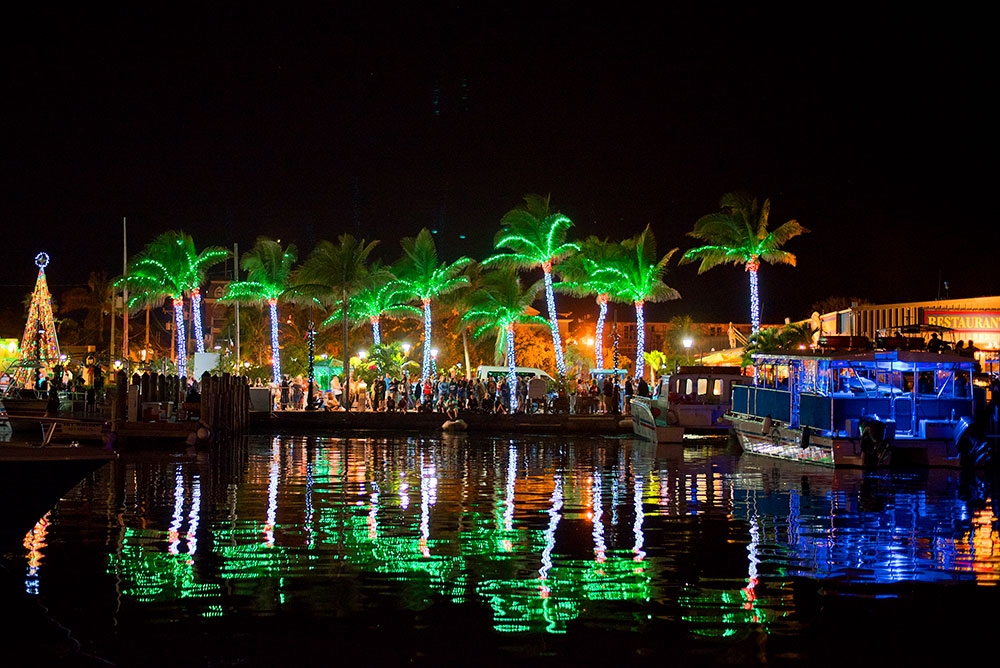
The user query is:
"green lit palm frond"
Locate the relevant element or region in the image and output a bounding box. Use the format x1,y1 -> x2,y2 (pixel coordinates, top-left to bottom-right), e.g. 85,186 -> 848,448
484,193 -> 580,269
462,269 -> 548,363
591,225 -> 680,304
394,228 -> 472,301
221,237 -> 297,304
682,193 -> 808,273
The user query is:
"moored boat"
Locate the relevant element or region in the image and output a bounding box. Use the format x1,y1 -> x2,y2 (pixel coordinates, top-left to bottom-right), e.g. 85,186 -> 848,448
728,346 -> 983,467
631,366 -> 749,442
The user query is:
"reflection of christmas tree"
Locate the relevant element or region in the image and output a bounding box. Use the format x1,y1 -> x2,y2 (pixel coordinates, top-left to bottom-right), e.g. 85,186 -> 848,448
13,253 -> 61,387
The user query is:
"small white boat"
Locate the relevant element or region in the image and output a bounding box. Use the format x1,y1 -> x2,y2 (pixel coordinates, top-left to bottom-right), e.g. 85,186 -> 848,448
631,366 -> 749,442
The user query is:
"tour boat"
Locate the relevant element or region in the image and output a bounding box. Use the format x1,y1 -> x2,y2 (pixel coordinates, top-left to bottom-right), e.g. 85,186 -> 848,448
631,366 -> 750,442
727,346 -> 982,467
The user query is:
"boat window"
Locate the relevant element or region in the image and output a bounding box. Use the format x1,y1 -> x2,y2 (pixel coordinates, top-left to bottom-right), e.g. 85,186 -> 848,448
684,379 -> 693,394
697,378 -> 708,395
712,379 -> 722,396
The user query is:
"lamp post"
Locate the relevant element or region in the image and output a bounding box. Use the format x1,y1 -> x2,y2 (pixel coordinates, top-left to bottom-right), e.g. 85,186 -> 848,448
402,342 -> 411,356
683,337 -> 693,365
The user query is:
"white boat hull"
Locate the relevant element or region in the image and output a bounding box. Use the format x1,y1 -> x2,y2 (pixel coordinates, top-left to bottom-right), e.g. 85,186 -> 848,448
730,415 -> 962,467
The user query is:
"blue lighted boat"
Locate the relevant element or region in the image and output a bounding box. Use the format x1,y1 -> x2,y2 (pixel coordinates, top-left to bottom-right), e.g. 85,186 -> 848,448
727,347 -> 980,467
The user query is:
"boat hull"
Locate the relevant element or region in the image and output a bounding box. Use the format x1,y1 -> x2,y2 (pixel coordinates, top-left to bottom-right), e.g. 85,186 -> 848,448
730,415 -> 961,467
0,445 -> 116,547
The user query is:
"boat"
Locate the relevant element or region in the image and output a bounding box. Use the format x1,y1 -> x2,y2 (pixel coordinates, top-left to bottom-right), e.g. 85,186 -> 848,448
631,366 -> 750,442
727,343 -> 983,467
0,403 -> 116,547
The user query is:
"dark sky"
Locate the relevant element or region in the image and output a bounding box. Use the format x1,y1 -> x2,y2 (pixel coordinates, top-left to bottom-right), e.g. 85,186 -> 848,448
3,4 -> 995,327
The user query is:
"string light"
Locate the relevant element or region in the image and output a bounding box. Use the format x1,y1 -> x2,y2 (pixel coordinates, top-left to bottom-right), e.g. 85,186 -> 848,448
173,298 -> 187,375
595,294 -> 608,368
421,298 -> 432,383
191,288 -> 205,353
542,263 -> 566,376
13,255 -> 61,387
747,255 -> 760,333
268,298 -> 281,384
506,325 -> 517,413
634,300 -> 645,379
370,316 -> 381,346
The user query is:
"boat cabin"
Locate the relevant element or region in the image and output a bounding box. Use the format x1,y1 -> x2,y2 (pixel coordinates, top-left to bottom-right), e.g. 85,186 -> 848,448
656,366 -> 748,405
732,351 -> 975,440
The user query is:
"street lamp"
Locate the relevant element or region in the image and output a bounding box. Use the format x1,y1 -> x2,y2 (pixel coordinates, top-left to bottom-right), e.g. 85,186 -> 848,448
682,337 -> 693,365
401,342 -> 411,355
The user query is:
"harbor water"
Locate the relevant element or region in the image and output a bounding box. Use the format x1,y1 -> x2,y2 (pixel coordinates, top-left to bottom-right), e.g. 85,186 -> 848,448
4,433 -> 999,666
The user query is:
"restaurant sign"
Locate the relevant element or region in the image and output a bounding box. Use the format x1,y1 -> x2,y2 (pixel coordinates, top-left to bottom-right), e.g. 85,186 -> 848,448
924,310 -> 1000,332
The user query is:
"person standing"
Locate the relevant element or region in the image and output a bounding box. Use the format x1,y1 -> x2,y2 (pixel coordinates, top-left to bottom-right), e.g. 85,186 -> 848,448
637,376 -> 650,398
602,376 -> 613,414
624,376 -> 634,413
280,376 -> 290,410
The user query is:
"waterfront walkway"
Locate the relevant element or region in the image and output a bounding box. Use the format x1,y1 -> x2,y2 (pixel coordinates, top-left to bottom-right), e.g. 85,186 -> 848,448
252,410 -> 630,435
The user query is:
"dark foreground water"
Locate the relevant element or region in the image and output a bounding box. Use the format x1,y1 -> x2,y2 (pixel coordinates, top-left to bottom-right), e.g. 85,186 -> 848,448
3,433 -> 999,667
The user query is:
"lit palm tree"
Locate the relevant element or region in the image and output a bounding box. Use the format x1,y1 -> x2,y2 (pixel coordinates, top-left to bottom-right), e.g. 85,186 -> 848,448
394,228 -> 472,383
681,193 -> 808,333
590,225 -> 680,380
462,269 -> 547,413
484,194 -> 579,377
330,270 -> 421,345
296,234 -> 382,411
220,237 -> 297,385
120,231 -> 227,371
555,236 -> 625,369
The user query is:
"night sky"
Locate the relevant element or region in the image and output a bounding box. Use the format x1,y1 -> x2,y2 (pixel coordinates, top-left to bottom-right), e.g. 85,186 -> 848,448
3,4 -> 995,327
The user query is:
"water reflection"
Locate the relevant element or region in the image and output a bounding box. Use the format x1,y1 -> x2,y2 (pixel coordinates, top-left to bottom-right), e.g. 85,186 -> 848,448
20,435 -> 1000,643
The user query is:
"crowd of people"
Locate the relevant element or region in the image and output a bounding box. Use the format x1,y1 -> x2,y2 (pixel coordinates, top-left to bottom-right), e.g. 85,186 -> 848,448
265,371 -> 654,416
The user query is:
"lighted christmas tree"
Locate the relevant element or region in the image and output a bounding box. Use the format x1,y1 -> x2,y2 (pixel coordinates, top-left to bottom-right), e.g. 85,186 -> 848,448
12,253 -> 61,387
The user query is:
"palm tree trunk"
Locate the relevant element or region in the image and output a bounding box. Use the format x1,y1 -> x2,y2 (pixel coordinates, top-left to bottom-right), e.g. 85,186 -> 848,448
342,291 -> 351,411
506,325 -> 517,413
268,299 -> 281,385
421,298 -> 432,384
595,295 -> 608,368
370,317 -> 381,346
192,288 -> 205,353
634,300 -> 646,379
748,267 -> 760,333
173,297 -> 187,376
542,265 -> 566,376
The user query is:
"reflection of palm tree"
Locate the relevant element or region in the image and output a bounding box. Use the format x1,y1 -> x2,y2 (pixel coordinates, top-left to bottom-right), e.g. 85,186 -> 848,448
394,228 -> 472,383
222,237 -> 297,384
682,193 -> 807,333
591,226 -> 680,379
485,194 -> 579,376
297,234 -> 382,411
463,270 -> 547,412
556,236 -> 625,369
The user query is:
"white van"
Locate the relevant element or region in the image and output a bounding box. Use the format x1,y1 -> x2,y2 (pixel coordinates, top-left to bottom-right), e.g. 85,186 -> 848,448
476,366 -> 554,382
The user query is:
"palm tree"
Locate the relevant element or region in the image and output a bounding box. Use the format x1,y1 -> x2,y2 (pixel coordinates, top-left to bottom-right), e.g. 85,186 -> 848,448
331,271 -> 421,346
394,228 -> 472,383
484,194 -> 579,377
120,231 -> 228,371
462,270 -> 548,413
296,234 -> 382,411
555,236 -> 625,369
221,237 -> 297,385
682,193 -> 808,333
590,225 -> 680,380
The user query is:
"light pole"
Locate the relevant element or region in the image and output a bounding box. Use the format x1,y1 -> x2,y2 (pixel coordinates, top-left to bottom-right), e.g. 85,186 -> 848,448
683,337 -> 693,365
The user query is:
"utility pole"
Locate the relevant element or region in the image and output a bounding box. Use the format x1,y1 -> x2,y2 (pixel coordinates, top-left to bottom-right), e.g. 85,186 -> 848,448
234,242 -> 240,374
122,217 -> 129,371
